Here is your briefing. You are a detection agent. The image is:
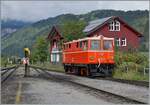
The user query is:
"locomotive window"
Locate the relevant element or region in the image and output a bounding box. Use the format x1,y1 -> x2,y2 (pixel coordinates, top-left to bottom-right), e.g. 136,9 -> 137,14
103,40 -> 113,50
91,40 -> 100,50
63,45 -> 65,49
69,44 -> 71,48
80,41 -> 82,48
83,41 -> 88,50
76,42 -> 79,48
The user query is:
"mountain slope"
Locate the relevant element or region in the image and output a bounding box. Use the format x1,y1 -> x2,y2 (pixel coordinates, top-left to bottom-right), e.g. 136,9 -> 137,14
1,19 -> 31,38
1,10 -> 149,57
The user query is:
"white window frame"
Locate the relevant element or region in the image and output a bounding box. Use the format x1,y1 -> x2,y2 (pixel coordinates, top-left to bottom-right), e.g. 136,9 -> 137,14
114,21 -> 120,31
109,21 -> 114,31
122,38 -> 127,46
116,38 -> 121,46
109,20 -> 120,31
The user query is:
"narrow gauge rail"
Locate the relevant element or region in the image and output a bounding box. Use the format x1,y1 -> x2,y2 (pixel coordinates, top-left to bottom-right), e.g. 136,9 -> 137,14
30,66 -> 147,104
1,66 -> 16,76
1,66 -> 17,71
1,65 -> 19,84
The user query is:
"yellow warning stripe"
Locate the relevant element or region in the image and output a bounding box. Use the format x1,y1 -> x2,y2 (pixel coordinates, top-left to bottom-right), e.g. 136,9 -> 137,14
15,81 -> 22,104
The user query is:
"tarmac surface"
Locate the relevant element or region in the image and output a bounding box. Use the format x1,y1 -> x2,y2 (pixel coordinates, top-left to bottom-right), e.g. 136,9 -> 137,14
1,67 -> 111,104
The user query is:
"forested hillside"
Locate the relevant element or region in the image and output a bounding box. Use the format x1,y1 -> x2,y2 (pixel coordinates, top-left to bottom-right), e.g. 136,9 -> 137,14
1,19 -> 31,37
1,10 -> 149,57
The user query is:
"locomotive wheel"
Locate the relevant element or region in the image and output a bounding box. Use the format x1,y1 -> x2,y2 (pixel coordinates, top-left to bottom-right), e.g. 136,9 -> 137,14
108,69 -> 113,77
64,65 -> 72,74
75,67 -> 80,75
68,66 -> 72,73
80,68 -> 83,76
64,65 -> 68,73
80,68 -> 88,76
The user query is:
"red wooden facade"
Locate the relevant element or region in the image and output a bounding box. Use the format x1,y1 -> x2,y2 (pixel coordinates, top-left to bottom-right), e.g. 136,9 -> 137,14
83,16 -> 143,51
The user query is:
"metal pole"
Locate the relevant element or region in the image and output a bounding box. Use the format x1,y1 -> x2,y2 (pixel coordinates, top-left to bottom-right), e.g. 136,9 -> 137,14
25,63 -> 28,77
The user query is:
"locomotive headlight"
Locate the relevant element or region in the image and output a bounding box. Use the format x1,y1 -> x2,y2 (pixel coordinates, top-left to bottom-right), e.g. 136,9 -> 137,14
89,56 -> 95,61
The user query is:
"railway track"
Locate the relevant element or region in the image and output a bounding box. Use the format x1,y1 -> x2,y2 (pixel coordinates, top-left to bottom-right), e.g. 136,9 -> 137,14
30,66 -> 147,104
1,65 -> 19,84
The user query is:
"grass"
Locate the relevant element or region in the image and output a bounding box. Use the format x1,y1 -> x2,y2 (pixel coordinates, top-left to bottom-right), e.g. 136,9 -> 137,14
1,64 -> 16,68
140,52 -> 149,57
113,51 -> 149,81
113,69 -> 149,81
32,62 -> 65,73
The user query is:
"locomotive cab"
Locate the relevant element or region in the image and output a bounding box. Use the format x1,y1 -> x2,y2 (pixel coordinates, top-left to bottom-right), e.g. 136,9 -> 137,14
88,36 -> 114,76
90,38 -> 114,51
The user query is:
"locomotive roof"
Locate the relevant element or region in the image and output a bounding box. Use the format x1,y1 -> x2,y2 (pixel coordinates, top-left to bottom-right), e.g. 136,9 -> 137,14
64,35 -> 114,44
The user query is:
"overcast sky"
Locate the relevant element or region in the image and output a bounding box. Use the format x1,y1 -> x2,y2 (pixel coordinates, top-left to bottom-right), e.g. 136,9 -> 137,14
1,1 -> 149,22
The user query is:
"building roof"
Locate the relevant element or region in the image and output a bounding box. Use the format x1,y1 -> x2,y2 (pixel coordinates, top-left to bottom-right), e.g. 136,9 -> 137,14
83,16 -> 112,33
47,25 -> 63,41
83,16 -> 142,37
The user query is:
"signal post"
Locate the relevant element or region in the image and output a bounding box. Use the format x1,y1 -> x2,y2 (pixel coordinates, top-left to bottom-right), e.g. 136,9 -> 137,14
23,47 -> 30,77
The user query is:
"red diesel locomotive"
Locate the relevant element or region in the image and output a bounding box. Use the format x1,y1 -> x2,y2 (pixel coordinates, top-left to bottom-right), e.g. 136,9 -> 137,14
62,35 -> 115,77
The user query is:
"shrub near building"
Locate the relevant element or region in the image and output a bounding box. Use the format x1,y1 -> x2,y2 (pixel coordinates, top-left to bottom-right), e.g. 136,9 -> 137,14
113,51 -> 149,81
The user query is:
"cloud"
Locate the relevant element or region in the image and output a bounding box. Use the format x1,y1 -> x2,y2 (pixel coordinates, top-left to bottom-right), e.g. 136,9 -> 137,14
97,1 -> 149,11
1,1 -> 149,22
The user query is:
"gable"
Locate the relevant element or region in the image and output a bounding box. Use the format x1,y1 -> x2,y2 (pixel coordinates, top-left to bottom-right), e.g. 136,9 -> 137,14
83,16 -> 142,37
47,26 -> 63,41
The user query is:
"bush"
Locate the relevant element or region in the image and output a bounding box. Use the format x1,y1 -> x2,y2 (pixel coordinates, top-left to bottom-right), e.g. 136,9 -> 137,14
113,51 -> 149,81
1,57 -> 8,67
115,51 -> 149,66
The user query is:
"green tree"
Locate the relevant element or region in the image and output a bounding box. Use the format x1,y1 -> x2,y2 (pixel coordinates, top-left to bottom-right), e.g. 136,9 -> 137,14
31,36 -> 48,63
1,56 -> 8,67
61,20 -> 86,41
